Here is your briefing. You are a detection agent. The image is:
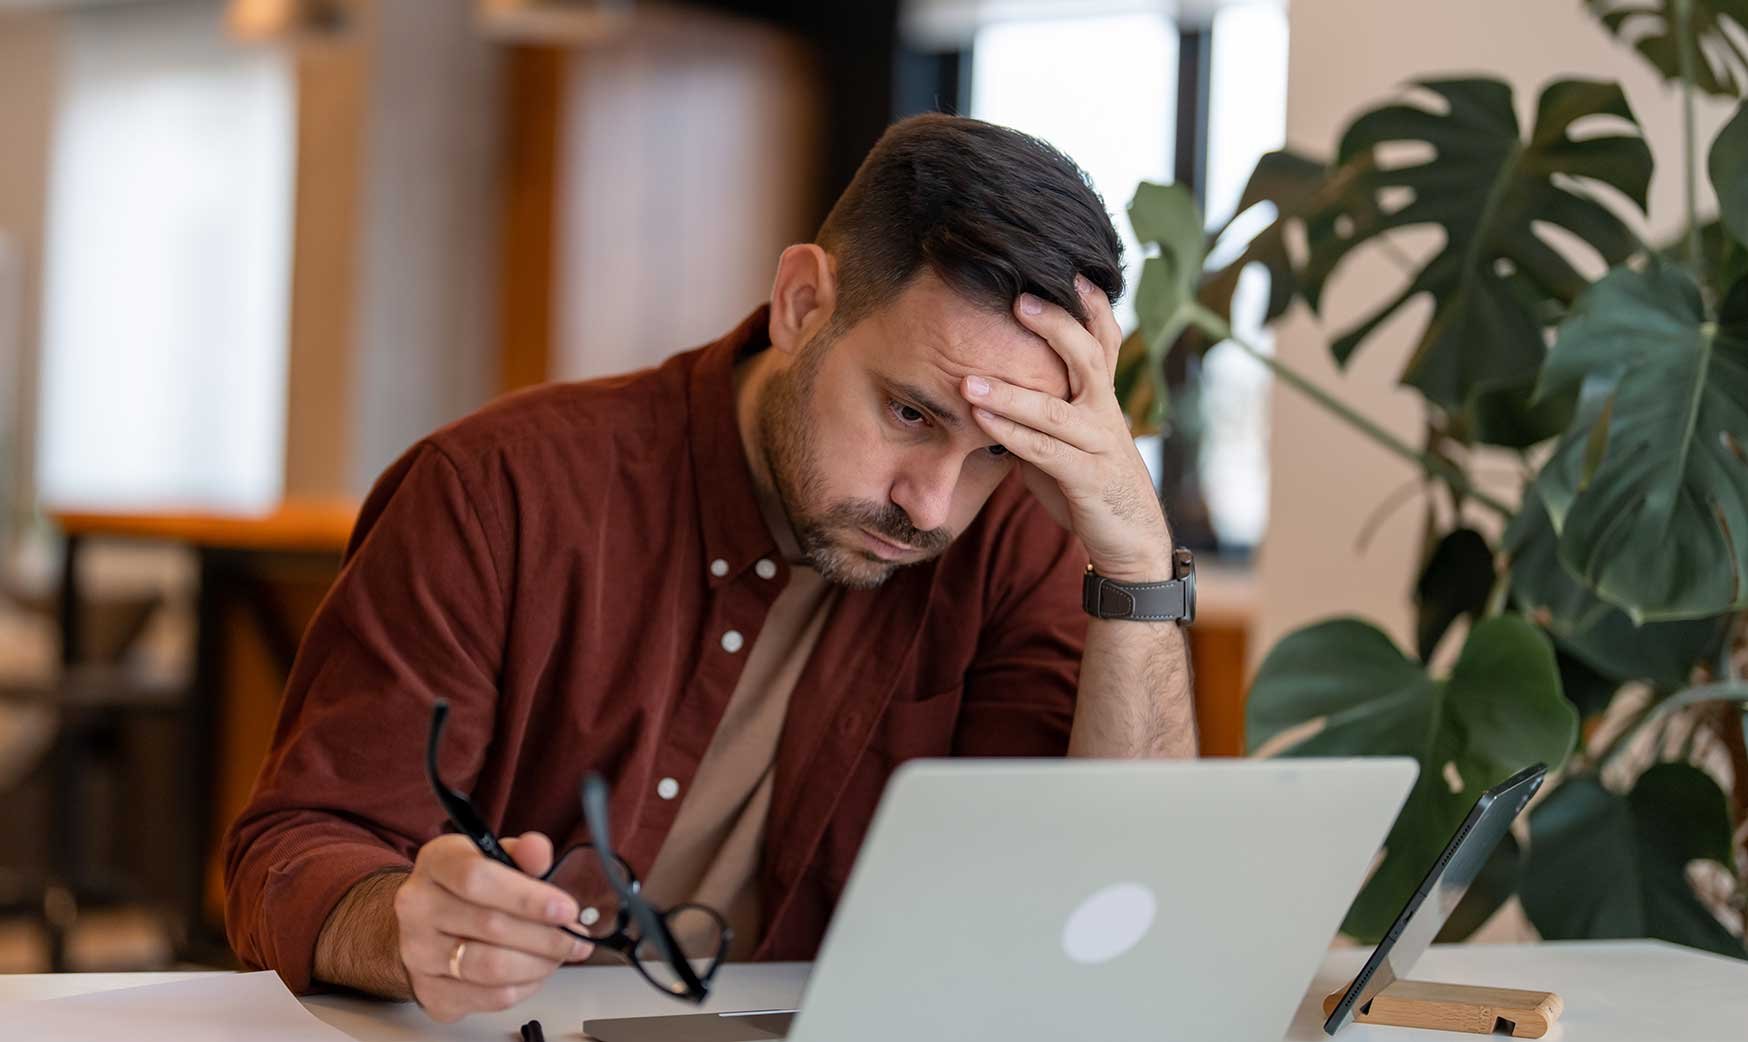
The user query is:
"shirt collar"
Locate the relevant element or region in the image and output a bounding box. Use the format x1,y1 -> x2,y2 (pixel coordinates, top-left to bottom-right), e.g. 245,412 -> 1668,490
687,305 -> 789,588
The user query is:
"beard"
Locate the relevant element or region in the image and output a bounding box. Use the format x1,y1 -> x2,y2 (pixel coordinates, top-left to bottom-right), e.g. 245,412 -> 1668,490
756,335 -> 953,589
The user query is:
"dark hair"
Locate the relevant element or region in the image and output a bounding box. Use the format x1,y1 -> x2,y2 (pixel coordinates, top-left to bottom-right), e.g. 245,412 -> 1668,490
816,114 -> 1124,333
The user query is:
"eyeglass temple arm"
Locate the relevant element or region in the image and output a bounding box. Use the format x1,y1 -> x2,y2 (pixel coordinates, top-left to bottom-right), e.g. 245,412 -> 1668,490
428,699 -> 517,867
580,775 -> 706,995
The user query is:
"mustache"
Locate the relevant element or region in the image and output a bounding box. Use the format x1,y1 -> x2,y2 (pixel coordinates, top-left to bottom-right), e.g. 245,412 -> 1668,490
826,500 -> 953,553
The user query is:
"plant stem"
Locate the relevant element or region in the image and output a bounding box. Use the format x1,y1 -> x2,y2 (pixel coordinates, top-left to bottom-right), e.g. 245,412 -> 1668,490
1483,567 -> 1512,619
1595,700 -> 1659,771
1724,613 -> 1746,684
1183,301 -> 1514,519
1675,0 -> 1705,278
1583,679 -> 1748,771
1354,476 -> 1428,553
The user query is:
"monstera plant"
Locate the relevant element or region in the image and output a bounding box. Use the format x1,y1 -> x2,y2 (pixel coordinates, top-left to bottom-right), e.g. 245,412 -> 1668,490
1121,2 -> 1748,956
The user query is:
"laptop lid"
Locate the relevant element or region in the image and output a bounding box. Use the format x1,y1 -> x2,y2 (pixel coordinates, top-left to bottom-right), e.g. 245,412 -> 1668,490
784,757 -> 1417,1042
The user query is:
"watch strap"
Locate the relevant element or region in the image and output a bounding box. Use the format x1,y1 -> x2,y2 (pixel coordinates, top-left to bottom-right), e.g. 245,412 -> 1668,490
1081,572 -> 1192,622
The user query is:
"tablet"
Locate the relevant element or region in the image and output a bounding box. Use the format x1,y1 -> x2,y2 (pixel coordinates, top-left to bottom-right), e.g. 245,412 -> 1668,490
1323,762 -> 1547,1035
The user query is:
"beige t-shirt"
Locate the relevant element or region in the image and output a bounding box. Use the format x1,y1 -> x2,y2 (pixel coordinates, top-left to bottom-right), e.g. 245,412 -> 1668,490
636,564 -> 840,959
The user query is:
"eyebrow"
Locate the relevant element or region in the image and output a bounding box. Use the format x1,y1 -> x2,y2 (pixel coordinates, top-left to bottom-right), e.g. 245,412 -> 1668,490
888,379 -> 966,431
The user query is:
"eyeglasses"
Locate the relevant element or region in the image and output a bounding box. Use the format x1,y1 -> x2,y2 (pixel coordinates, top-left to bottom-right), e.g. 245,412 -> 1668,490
424,699 -> 732,1002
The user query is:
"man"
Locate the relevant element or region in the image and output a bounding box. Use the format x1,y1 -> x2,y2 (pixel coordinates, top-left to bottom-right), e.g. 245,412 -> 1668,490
223,114 -> 1195,1022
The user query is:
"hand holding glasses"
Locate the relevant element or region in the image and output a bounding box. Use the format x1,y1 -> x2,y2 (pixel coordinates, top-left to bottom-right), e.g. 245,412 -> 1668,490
425,699 -> 732,1003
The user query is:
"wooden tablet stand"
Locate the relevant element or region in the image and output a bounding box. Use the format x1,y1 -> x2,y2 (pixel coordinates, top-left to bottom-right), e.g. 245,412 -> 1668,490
1323,980 -> 1564,1038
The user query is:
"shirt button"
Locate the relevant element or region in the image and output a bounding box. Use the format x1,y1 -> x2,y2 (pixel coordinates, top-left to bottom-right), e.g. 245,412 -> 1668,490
754,558 -> 777,580
709,558 -> 729,578
657,777 -> 680,800
721,629 -> 744,653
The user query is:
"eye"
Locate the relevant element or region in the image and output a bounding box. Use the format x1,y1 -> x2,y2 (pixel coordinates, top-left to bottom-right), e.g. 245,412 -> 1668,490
889,400 -> 930,428
987,444 -> 1009,458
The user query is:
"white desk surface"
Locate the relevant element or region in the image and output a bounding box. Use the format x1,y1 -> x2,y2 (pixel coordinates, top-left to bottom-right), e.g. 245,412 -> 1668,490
2,941 -> 1743,1040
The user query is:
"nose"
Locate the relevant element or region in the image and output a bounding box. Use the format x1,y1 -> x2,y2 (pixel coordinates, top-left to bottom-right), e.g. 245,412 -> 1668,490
888,451 -> 962,536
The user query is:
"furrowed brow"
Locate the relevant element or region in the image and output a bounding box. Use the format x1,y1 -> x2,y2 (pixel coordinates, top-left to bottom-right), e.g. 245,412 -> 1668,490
889,379 -> 966,431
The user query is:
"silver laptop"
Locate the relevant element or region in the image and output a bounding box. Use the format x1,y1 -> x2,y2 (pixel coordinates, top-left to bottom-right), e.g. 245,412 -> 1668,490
586,757 -> 1417,1042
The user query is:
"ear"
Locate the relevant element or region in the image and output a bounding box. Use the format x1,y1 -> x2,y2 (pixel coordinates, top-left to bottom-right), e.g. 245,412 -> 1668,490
768,244 -> 838,357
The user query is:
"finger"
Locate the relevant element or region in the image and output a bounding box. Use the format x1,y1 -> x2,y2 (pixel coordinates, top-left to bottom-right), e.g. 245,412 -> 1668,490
424,839 -> 579,926
1014,293 -> 1107,401
405,931 -> 561,987
412,973 -> 543,1023
501,832 -> 555,877
962,374 -> 1102,453
1074,274 -> 1123,377
970,404 -> 1091,483
399,877 -> 589,964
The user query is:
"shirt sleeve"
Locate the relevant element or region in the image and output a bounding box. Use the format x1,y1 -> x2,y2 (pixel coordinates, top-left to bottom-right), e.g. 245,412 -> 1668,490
952,488 -> 1089,758
221,442 -> 508,993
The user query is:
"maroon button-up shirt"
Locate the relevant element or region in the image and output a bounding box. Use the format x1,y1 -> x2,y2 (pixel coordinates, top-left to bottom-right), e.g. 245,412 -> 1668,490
222,307 -> 1088,992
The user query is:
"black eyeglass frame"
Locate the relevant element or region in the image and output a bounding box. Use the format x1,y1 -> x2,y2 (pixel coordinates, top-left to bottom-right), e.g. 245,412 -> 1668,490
424,699 -> 730,1002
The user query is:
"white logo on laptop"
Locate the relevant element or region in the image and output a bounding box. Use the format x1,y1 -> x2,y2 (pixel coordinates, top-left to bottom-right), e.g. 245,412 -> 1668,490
1060,882 -> 1157,965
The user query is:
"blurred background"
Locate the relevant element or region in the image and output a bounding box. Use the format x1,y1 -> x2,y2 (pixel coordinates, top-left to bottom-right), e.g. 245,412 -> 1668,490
0,0 -> 1722,975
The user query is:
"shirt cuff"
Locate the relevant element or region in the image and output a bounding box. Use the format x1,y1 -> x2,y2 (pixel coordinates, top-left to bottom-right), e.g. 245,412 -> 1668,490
254,841 -> 413,993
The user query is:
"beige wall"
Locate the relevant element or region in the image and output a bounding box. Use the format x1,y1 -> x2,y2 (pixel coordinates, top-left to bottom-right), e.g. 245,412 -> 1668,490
1256,0 -> 1737,670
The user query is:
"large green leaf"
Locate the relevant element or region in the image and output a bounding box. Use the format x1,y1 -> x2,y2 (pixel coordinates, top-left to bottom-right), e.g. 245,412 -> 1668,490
1711,100 -> 1748,248
1414,527 -> 1496,662
1301,78 -> 1651,432
1131,181 -> 1205,352
1125,154 -> 1336,429
1199,150 -> 1334,327
1247,616 -> 1577,941
1587,0 -> 1748,98
1658,219 -> 1748,290
1507,485 -> 1729,688
1555,647 -> 1625,720
1464,379 -> 1580,449
1522,764 -> 1746,958
1128,182 -> 1207,427
1112,329 -> 1160,436
1536,261 -> 1748,621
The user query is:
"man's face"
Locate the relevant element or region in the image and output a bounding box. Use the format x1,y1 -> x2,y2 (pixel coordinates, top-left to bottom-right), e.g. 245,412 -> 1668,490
758,273 -> 1072,589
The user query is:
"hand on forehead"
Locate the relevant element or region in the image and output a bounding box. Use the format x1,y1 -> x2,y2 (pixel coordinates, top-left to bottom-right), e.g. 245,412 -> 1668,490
888,274 -> 1078,401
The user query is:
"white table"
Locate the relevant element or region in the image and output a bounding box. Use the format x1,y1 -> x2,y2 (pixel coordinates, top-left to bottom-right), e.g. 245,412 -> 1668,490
1,941 -> 1742,1040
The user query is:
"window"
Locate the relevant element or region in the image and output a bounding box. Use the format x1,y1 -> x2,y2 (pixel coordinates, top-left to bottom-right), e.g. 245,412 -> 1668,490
36,3 -> 295,512
969,11 -> 1178,332
948,0 -> 1287,553
1197,1 -> 1289,550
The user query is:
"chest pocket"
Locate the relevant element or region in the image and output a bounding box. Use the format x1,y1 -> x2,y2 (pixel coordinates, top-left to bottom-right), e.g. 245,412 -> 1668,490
816,681 -> 964,893
867,682 -> 964,764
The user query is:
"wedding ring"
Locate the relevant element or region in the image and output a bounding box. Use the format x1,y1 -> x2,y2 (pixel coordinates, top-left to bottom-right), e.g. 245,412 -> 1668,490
448,939 -> 468,981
